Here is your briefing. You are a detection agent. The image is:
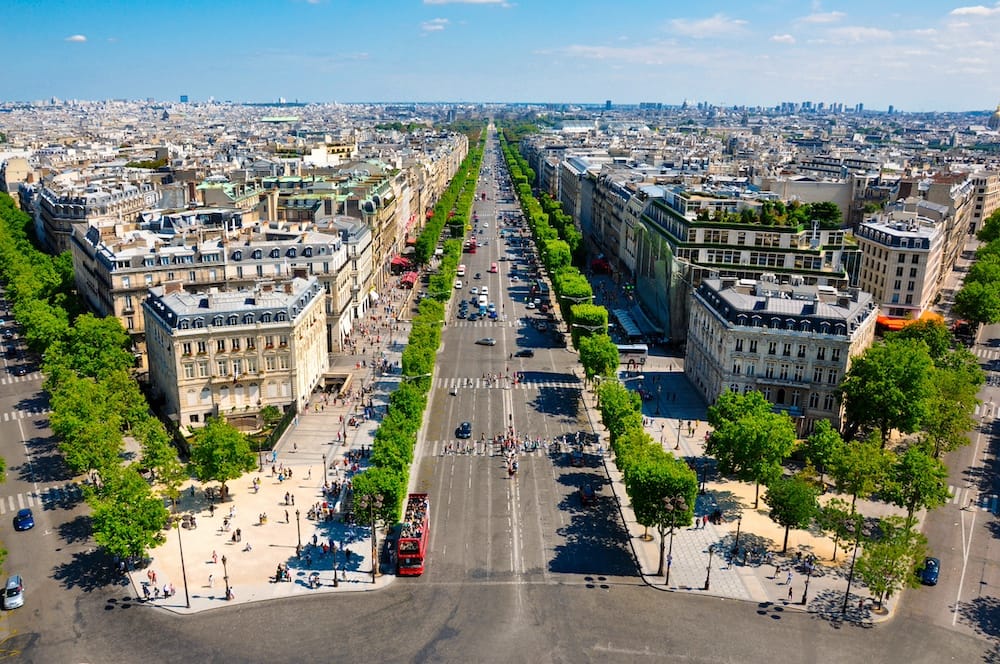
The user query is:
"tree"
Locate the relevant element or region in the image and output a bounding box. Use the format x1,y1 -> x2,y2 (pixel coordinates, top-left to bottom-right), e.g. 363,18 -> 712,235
807,201 -> 842,226
829,434 -> 893,512
136,418 -> 187,509
87,467 -> 169,561
817,497 -> 853,561
855,516 -> 927,610
188,417 -> 256,494
883,442 -> 951,529
706,389 -> 772,428
922,364 -> 980,458
351,466 -> 406,524
568,303 -> 608,348
802,419 -> 844,487
623,454 -> 697,576
53,313 -> 135,379
578,334 -> 619,380
976,209 -> 1000,243
952,280 -> 1000,335
50,374 -> 125,475
887,319 -> 953,360
840,338 -> 935,446
764,475 -> 819,553
706,409 -> 796,508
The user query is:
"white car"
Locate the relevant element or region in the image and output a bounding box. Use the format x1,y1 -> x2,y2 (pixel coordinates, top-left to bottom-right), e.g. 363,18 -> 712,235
470,286 -> 479,295
454,280 -> 463,289
480,286 -> 489,297
483,223 -> 489,229
526,301 -> 536,309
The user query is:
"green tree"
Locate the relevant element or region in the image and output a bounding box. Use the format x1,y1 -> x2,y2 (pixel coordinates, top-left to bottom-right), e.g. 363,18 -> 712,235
764,474 -> 820,553
54,313 -> 135,379
623,454 -> 697,576
50,374 -> 125,475
840,338 -> 935,446
706,389 -> 772,427
136,418 -> 187,509
706,410 -> 797,508
568,302 -> 607,348
351,465 -> 406,524
802,419 -> 844,487
855,516 -> 927,610
883,442 -> 951,529
953,280 -> 1000,335
542,239 -> 571,271
976,209 -> 1000,243
817,497 -> 853,561
829,435 -> 893,512
806,201 -> 842,226
88,467 -> 169,561
188,417 -> 256,495
887,319 -> 953,360
259,405 -> 282,426
578,333 -> 619,380
922,364 -> 980,458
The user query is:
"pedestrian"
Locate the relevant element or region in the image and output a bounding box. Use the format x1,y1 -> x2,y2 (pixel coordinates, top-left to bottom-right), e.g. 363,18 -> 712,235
143,585 -> 151,600
788,586 -> 794,601
285,509 -> 289,524
212,550 -> 218,565
150,570 -> 157,584
702,514 -> 709,528
208,574 -> 214,588
291,494 -> 295,505
785,571 -> 793,586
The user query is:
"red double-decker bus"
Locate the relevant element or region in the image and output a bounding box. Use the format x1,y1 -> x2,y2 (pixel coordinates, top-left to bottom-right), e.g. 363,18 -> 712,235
397,493 -> 429,576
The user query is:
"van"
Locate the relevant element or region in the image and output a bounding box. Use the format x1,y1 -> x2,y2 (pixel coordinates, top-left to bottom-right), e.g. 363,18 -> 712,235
4,575 -> 24,610
490,262 -> 498,273
457,264 -> 466,278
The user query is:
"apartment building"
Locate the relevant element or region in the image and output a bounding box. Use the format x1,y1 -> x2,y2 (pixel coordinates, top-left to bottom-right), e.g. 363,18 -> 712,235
970,171 -> 1000,234
143,273 -> 328,431
686,275 -> 877,434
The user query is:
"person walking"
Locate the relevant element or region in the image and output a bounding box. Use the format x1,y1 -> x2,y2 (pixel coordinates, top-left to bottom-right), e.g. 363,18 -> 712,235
785,571 -> 793,586
212,550 -> 218,565
208,573 -> 214,588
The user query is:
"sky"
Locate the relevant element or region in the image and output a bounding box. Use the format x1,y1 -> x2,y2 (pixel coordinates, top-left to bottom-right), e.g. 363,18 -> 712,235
2,0 -> 999,111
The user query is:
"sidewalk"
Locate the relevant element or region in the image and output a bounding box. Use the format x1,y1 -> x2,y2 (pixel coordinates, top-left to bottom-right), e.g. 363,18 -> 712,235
129,287 -> 418,613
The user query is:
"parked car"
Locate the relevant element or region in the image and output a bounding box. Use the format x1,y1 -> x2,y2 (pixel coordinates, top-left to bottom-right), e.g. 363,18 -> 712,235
3,575 -> 24,610
920,557 -> 940,585
12,508 -> 33,531
514,349 -> 534,358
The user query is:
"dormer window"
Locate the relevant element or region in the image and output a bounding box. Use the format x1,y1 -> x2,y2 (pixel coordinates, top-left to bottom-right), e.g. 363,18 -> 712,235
252,249 -> 262,259
233,250 -> 242,261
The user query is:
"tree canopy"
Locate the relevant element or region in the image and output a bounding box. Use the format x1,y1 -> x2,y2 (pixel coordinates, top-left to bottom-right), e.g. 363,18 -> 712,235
764,475 -> 819,553
188,418 -> 256,491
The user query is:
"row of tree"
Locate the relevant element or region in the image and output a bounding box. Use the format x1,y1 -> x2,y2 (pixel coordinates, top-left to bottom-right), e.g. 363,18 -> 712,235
954,209 -> 1000,334
496,125 -> 620,374
352,129 -> 486,525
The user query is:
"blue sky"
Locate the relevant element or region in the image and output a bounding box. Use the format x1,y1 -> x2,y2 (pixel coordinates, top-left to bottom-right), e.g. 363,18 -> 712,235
3,0 -> 998,111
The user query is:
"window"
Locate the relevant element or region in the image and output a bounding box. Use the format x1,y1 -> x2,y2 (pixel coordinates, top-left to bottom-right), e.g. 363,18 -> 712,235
765,364 -> 775,378
243,314 -> 254,325
262,313 -> 272,323
909,268 -> 918,278
768,342 -> 777,355
893,280 -> 901,290
735,339 -> 744,352
793,365 -> 803,381
197,341 -> 207,354
895,266 -> 904,277
126,316 -> 134,330
246,336 -> 256,350
213,316 -> 224,326
816,347 -> 826,360
197,361 -> 210,378
279,335 -> 289,347
732,363 -> 742,375
808,392 -> 820,408
145,274 -> 153,285
122,276 -> 131,288
823,394 -> 836,410
183,364 -> 195,379
782,343 -> 792,357
217,339 -> 226,352
189,271 -> 196,283
228,315 -> 238,326
232,359 -> 242,377
252,249 -> 262,259
278,355 -> 290,370
912,254 -> 920,264
265,356 -> 277,371
270,248 -> 280,258
826,369 -> 838,384
265,335 -> 275,348
749,340 -> 758,353
831,348 -> 841,362
813,367 -> 824,382
907,281 -> 915,291
182,342 -> 192,355
246,358 -> 258,373
780,364 -> 789,380
898,254 -> 906,263
746,364 -> 755,377
217,360 -> 229,377
797,345 -> 806,358
231,338 -> 241,351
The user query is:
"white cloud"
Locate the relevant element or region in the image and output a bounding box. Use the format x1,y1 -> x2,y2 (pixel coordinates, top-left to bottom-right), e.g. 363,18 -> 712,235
668,13 -> 747,39
65,34 -> 87,43
950,3 -> 1000,16
798,11 -> 846,24
771,34 -> 796,44
826,26 -> 893,42
421,18 -> 449,32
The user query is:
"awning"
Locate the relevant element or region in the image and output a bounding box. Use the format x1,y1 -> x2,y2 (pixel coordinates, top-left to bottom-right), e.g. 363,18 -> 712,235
369,291 -> 380,303
405,237 -> 417,246
876,310 -> 944,331
401,271 -> 419,285
390,256 -> 412,267
612,308 -> 643,339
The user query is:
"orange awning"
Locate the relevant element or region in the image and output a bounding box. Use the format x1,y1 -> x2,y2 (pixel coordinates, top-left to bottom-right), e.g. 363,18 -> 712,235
877,310 -> 944,331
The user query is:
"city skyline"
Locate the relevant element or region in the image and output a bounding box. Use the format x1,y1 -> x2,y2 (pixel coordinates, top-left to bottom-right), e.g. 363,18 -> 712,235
2,0 -> 999,111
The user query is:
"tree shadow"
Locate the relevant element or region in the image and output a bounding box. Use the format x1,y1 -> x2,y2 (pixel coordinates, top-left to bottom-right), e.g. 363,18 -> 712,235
57,514 -> 93,545
53,547 -> 128,593
807,587 -> 876,629
956,593 -> 1000,655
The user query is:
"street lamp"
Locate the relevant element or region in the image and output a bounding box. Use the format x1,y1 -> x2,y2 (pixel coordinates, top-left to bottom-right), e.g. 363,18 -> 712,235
660,494 -> 688,585
221,554 -> 231,601
704,544 -> 715,591
357,493 -> 384,584
674,418 -> 682,450
295,509 -> 302,554
801,558 -> 814,606
732,513 -> 743,560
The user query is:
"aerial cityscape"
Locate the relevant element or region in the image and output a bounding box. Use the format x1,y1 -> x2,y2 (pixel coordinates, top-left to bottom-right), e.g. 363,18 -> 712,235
0,1 -> 999,663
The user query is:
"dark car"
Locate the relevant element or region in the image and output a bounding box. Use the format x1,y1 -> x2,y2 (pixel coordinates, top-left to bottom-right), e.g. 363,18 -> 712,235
12,508 -> 33,531
456,421 -> 473,439
514,349 -> 534,358
14,366 -> 26,377
579,484 -> 596,506
457,310 -> 467,319
920,557 -> 940,585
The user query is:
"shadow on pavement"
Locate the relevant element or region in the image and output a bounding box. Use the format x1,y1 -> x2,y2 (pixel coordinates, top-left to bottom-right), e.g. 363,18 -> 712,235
808,588 -> 876,628
53,547 -> 128,593
549,476 -> 637,577
57,514 -> 93,545
957,594 -> 1000,656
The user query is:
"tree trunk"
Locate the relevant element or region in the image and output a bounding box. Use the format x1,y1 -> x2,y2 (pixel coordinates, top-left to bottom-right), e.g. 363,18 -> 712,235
782,525 -> 790,553
754,481 -> 760,509
656,527 -> 666,576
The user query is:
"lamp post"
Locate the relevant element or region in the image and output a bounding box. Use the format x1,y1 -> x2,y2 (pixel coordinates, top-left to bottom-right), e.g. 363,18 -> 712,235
660,494 -> 688,585
295,508 -> 302,553
175,521 -> 191,608
221,554 -> 231,601
358,493 -> 384,584
732,514 -> 743,560
801,558 -> 814,606
675,418 -> 682,450
704,544 -> 715,591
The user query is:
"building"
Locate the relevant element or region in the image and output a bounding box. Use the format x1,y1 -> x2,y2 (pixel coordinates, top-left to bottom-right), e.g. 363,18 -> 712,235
686,275 -> 877,434
970,171 -> 1000,234
143,272 -> 328,431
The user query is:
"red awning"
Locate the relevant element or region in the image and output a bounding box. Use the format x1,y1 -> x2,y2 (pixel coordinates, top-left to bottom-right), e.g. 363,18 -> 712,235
405,237 -> 417,246
401,271 -> 419,285
391,256 -> 412,267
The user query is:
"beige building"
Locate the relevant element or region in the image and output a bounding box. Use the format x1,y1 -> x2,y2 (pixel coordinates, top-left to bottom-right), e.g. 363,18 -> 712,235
686,276 -> 877,434
143,273 -> 328,430
971,171 -> 1000,234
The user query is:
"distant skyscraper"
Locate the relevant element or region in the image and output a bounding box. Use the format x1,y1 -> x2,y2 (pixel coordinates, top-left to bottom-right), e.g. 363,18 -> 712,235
887,105 -> 894,114
180,94 -> 189,103
605,100 -> 612,110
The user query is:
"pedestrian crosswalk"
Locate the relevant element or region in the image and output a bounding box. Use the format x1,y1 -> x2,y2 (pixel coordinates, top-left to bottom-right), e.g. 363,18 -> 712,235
0,483 -> 83,514
947,484 -> 998,513
435,377 -> 580,391
451,320 -> 513,328
974,346 -> 1000,361
0,372 -> 42,386
0,407 -> 51,423
427,440 -> 557,457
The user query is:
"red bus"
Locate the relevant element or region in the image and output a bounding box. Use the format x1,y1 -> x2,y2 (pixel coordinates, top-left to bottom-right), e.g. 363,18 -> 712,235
464,237 -> 477,254
397,493 -> 429,576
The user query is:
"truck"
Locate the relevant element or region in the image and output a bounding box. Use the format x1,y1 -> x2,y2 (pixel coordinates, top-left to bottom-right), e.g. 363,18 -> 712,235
397,493 -> 429,576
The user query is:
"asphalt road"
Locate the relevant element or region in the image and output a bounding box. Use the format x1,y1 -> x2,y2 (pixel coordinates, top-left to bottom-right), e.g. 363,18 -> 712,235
4,127 -> 996,663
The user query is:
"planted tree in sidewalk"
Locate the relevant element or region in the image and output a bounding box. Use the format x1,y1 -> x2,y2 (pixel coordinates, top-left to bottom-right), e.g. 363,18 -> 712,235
817,497 -> 853,561
802,419 -> 844,488
854,516 -> 927,610
883,441 -> 951,529
922,353 -> 982,458
706,389 -> 772,427
578,333 -> 619,380
351,465 -> 405,524
50,373 -> 124,475
188,417 -> 256,496
839,338 -> 935,446
764,474 -> 820,553
829,434 -> 893,513
952,280 -> 1000,342
569,303 -> 608,348
87,466 -> 169,561
623,453 -> 697,576
136,417 -> 186,509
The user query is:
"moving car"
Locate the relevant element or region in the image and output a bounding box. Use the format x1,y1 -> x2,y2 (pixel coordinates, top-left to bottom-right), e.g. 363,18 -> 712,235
12,508 -> 33,531
454,280 -> 463,289
3,576 -> 24,610
470,287 -> 478,295
579,484 -> 596,506
514,349 -> 534,358
475,338 -> 497,346
456,421 -> 473,439
526,301 -> 536,309
920,557 -> 940,585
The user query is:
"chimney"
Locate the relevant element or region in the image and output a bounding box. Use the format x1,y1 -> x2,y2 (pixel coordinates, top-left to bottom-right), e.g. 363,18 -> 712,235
187,181 -> 196,203
284,281 -> 294,294
163,280 -> 184,295
261,282 -> 274,292
292,266 -> 308,280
